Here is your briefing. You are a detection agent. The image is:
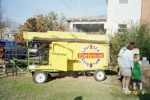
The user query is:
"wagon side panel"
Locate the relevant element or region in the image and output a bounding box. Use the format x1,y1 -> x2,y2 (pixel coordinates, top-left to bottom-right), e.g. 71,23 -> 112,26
67,43 -> 109,71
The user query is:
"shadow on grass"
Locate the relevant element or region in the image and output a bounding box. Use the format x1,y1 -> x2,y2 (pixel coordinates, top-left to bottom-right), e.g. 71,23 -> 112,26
58,72 -> 84,78
46,70 -> 119,83
138,93 -> 150,100
46,72 -> 81,82
74,96 -> 82,100
105,70 -> 118,75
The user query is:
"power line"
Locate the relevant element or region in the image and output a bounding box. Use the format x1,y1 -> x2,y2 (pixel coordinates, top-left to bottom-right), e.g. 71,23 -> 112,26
61,0 -> 81,16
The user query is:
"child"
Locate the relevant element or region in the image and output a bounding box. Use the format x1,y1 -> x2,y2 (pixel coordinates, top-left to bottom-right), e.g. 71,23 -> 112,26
132,54 -> 143,91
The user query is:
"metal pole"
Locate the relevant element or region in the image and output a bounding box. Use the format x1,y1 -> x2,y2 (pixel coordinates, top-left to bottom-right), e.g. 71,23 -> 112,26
26,40 -> 29,67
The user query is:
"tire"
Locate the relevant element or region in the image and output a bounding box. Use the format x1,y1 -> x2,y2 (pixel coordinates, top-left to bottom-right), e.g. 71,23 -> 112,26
94,69 -> 106,81
33,71 -> 48,83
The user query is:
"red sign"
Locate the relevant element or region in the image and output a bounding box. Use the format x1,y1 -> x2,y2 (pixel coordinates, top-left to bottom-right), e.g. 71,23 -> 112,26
78,53 -> 104,58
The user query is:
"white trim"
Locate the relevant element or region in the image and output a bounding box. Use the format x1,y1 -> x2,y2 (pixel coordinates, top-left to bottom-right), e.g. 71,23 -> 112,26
70,22 -> 106,25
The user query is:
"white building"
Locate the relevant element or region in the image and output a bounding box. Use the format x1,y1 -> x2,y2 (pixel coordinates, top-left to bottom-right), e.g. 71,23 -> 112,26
106,0 -> 142,35
3,27 -> 18,40
67,0 -> 143,35
66,15 -> 107,35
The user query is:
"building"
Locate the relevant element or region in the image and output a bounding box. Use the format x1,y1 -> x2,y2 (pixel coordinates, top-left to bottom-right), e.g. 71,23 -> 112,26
141,0 -> 150,23
66,15 -> 107,35
106,0 -> 141,35
67,0 -> 150,35
3,28 -> 16,40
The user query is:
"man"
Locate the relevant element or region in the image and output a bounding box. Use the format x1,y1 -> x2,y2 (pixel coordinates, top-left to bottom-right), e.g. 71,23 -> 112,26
119,42 -> 135,93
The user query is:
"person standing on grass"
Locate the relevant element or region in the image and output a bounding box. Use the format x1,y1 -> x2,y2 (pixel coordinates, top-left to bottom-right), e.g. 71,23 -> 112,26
117,43 -> 129,80
120,42 -> 135,93
132,53 -> 143,91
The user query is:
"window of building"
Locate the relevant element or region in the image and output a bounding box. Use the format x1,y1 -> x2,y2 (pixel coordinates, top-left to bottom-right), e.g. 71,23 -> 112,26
118,24 -> 127,32
119,0 -> 128,4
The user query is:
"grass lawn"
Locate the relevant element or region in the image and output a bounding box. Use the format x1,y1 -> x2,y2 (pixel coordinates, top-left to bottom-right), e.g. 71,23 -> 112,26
0,72 -> 150,100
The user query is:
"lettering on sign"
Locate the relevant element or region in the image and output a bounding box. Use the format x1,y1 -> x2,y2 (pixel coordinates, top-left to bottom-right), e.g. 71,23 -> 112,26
78,44 -> 104,68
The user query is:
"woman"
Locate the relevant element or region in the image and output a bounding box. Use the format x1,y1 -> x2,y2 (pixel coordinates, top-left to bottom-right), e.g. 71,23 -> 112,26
120,42 -> 135,93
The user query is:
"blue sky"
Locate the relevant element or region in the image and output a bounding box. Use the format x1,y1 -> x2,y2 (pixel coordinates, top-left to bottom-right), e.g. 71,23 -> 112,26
2,0 -> 107,24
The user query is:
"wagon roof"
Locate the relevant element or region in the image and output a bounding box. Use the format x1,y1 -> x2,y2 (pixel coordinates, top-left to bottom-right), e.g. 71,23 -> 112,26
33,37 -> 108,44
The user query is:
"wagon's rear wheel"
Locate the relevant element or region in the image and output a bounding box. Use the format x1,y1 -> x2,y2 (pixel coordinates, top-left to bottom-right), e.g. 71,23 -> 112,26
33,71 -> 48,83
94,69 -> 106,81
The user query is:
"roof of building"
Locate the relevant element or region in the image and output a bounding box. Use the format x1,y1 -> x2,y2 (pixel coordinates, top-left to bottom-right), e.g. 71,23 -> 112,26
66,15 -> 107,22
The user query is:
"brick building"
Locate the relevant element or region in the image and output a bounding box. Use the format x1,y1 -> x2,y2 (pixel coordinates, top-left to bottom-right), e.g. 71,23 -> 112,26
141,0 -> 150,23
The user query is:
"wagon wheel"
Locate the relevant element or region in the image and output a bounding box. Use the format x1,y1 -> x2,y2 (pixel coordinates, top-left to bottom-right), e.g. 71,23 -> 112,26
33,71 -> 48,83
94,69 -> 106,81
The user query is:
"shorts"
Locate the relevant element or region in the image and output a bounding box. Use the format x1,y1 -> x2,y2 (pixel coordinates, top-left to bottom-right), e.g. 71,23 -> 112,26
121,67 -> 131,76
132,79 -> 143,83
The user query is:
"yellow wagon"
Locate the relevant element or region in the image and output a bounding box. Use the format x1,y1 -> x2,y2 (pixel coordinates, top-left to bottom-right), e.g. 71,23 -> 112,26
23,31 -> 111,83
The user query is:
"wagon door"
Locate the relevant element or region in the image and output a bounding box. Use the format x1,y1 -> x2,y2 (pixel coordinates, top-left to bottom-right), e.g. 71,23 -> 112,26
50,42 -> 67,71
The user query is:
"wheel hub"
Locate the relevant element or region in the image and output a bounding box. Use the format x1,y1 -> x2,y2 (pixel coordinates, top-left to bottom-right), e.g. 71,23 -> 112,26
35,73 -> 45,83
96,72 -> 104,80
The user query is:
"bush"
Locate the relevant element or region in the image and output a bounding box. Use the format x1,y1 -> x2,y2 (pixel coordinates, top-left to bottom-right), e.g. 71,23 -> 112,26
109,22 -> 150,62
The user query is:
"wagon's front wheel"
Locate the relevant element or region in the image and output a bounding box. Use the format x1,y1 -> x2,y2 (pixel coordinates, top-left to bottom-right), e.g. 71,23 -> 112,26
33,71 -> 48,83
94,69 -> 106,81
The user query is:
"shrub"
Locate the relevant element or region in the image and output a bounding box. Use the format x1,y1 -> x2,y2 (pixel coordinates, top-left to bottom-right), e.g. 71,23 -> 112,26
109,22 -> 150,62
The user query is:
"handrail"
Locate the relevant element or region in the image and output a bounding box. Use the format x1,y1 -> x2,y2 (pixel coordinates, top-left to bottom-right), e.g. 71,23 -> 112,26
10,59 -> 31,74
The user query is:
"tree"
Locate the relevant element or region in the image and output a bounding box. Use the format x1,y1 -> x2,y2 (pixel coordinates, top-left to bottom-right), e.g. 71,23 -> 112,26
109,22 -> 150,62
0,0 -> 3,27
19,12 -> 69,32
0,0 -> 11,39
0,0 -> 5,38
15,12 -> 69,45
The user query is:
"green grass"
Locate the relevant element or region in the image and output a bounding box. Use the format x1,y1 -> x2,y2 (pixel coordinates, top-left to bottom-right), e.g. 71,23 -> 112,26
0,74 -> 150,100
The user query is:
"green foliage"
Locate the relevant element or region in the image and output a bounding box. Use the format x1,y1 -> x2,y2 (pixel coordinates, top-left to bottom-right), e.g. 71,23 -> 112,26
109,22 -> 150,62
15,12 -> 69,45
109,35 -> 121,63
